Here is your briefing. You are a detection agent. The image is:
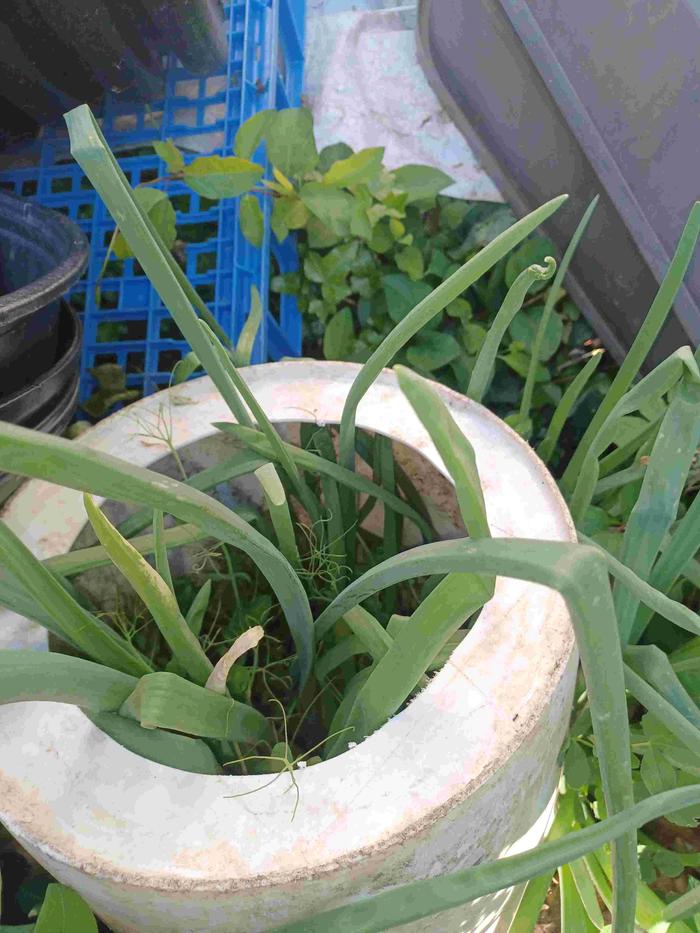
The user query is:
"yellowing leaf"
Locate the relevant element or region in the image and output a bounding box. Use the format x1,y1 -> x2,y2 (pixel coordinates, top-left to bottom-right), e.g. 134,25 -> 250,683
206,626 -> 264,694
323,147 -> 384,187
183,155 -> 263,199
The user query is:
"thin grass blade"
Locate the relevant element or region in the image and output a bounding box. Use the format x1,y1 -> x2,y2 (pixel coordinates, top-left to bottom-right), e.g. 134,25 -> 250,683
614,382 -> 700,643
467,258 -> 556,403
270,786 -> 700,933
0,519 -> 150,676
324,572 -> 491,759
153,509 -> 175,593
538,350 -> 604,464
84,494 -> 213,686
562,201 -> 700,493
0,422 -> 315,687
254,463 -> 300,566
119,451 -> 266,538
215,422 -> 432,538
337,195 -> 569,471
233,285 -> 263,366
521,197 -> 599,422
185,579 -> 212,635
624,644 -> 700,728
44,522 -> 209,577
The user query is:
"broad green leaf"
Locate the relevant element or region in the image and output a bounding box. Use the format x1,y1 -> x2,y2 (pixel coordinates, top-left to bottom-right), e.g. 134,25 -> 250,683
113,188 -> 176,259
323,308 -> 355,361
317,141 -> 353,174
269,786 -> 700,932
153,138 -> 184,174
342,605 -> 393,661
120,671 -> 271,744
84,494 -> 213,686
505,236 -> 557,289
337,194 -> 568,471
392,164 -> 453,204
564,740 -> 593,790
640,745 -> 677,796
382,274 -> 432,323
239,194 -> 264,248
0,650 -> 136,711
395,245 -> 424,281
233,285 -> 263,366
35,884 -> 97,933
562,200 -> 700,494
0,518 -> 150,677
323,147 -> 384,187
313,536 -> 641,925
183,155 -> 263,198
299,182 -> 353,236
153,508 -> 174,592
0,420 -> 314,689
90,710 -> 221,774
234,108 -> 275,160
315,635 -> 367,681
624,664 -> 700,758
467,258 -> 556,403
509,305 -> 563,360
266,108 -> 318,177
405,332 -> 461,372
68,104 -> 265,430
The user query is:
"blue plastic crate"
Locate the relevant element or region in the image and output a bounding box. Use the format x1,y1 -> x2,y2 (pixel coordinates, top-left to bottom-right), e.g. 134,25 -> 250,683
0,0 -> 305,404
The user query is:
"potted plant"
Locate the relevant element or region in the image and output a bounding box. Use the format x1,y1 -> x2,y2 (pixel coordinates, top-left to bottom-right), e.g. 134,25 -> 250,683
0,106 -> 698,932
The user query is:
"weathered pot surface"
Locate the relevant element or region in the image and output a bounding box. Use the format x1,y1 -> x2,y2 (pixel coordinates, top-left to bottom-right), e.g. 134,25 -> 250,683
0,361 -> 577,932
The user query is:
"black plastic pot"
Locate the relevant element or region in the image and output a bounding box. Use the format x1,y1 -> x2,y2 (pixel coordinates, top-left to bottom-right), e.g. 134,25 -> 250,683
0,0 -> 228,129
0,191 -> 88,398
0,302 -> 81,428
137,0 -> 229,76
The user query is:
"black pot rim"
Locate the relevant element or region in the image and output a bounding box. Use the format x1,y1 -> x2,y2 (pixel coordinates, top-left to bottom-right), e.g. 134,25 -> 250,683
0,301 -> 82,421
34,372 -> 80,434
0,191 -> 88,330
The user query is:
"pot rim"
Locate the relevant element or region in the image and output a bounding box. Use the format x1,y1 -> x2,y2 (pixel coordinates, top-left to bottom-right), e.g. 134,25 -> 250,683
0,360 -> 576,891
0,301 -> 81,424
0,191 -> 88,329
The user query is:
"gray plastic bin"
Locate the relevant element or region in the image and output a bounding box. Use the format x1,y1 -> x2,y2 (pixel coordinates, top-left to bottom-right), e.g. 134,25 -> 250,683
417,0 -> 700,364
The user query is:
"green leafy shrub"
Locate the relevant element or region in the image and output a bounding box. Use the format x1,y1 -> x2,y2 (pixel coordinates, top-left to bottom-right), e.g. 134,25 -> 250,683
101,108 -> 609,455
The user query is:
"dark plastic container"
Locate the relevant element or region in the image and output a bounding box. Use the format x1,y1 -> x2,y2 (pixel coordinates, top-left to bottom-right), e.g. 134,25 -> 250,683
0,191 -> 87,398
0,302 -> 81,427
0,0 -> 228,127
417,0 -> 700,365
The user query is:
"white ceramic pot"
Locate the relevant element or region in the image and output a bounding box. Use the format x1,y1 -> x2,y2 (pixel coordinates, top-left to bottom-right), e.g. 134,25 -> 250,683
0,361 -> 577,932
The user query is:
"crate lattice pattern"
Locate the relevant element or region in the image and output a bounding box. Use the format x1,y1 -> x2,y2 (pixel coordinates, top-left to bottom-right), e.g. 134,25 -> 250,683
0,0 -> 305,403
